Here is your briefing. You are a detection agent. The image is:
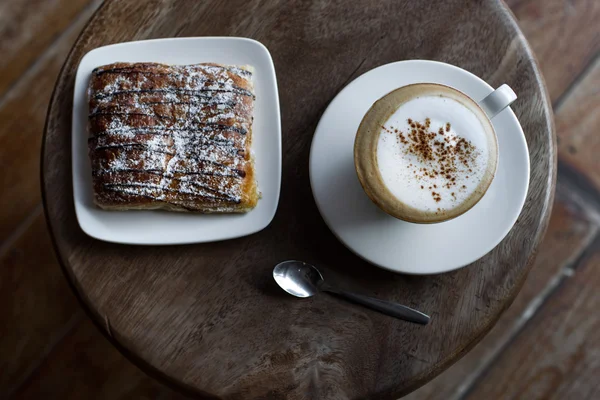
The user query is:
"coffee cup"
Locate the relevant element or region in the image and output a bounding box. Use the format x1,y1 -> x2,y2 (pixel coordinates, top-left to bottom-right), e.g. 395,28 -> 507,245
354,83 -> 516,223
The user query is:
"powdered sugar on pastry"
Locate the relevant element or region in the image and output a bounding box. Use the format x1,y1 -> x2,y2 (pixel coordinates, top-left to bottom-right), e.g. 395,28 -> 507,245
87,62 -> 258,212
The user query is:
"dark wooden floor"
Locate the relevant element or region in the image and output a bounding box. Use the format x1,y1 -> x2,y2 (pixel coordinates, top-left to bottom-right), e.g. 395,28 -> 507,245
1,0 -> 599,398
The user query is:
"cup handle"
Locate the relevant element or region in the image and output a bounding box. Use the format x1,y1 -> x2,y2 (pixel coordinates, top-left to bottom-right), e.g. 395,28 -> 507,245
478,84 -> 517,119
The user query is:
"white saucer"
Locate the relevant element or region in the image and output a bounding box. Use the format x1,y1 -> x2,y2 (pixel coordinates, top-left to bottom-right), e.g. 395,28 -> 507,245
309,60 -> 529,274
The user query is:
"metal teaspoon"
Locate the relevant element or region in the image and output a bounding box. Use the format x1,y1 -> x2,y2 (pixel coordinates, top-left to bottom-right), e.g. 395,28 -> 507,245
273,260 -> 430,325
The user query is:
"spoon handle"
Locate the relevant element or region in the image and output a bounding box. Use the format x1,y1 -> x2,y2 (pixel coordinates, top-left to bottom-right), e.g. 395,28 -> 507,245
325,290 -> 430,325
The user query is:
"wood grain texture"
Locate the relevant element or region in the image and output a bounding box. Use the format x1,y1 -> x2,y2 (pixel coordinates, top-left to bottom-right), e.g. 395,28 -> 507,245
404,182 -> 599,400
505,0 -> 600,102
41,0 -> 555,398
556,56 -> 600,192
0,213 -> 82,396
464,241 -> 600,400
0,1 -> 101,244
13,318 -> 188,400
0,0 -> 92,99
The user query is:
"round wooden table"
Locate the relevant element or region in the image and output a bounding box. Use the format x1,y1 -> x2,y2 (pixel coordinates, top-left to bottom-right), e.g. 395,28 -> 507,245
42,0 -> 555,398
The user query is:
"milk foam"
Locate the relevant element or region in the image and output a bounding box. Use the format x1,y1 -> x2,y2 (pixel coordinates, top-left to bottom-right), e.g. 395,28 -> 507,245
376,96 -> 491,213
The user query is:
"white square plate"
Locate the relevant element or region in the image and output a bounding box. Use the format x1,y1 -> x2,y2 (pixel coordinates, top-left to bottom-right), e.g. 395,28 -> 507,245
72,37 -> 281,244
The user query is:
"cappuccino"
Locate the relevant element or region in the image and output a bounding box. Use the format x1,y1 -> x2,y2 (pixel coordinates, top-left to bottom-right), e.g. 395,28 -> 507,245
354,84 -> 498,223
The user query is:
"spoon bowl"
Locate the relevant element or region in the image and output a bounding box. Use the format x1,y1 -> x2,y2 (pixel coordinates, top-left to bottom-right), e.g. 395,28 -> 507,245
273,260 -> 323,298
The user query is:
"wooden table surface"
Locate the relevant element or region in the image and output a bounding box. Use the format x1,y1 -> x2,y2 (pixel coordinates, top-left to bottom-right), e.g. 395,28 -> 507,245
2,0 -> 600,399
43,0 -> 555,398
